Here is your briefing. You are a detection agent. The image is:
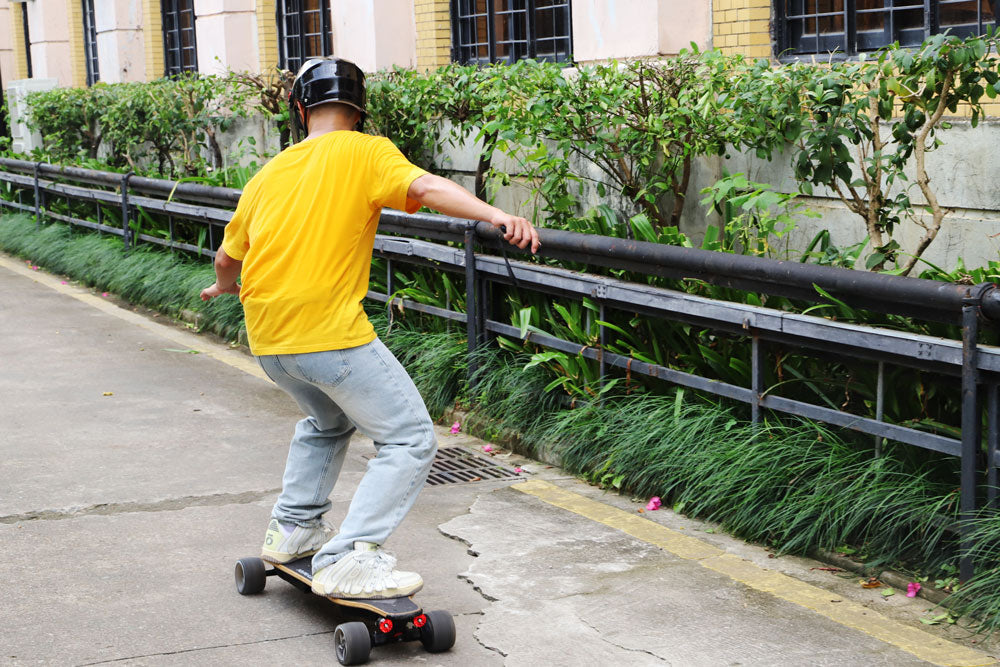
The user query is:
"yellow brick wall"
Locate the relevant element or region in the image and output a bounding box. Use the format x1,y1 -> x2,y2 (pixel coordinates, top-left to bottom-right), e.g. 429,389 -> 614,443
67,0 -> 86,87
712,0 -> 772,59
257,0 -> 278,71
414,0 -> 451,71
143,0 -> 164,79
11,1 -> 27,79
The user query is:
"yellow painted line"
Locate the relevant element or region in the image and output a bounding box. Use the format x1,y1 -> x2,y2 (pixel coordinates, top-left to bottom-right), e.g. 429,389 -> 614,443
514,479 -> 996,667
0,253 -> 267,381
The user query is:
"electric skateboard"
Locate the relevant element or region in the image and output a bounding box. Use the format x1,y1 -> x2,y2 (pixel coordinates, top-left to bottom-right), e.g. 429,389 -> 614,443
235,556 -> 456,665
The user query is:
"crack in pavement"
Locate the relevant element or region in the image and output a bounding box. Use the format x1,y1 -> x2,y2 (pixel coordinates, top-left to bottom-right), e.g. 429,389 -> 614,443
0,489 -> 281,524
458,573 -> 500,603
472,629 -> 510,660
74,630 -> 335,665
578,615 -> 673,664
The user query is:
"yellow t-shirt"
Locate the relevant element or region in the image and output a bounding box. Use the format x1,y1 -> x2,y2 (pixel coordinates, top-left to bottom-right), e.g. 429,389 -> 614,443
220,131 -> 427,356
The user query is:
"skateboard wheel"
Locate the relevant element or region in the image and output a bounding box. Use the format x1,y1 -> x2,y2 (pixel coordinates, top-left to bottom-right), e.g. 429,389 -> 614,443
334,621 -> 371,666
419,610 -> 456,654
235,558 -> 267,595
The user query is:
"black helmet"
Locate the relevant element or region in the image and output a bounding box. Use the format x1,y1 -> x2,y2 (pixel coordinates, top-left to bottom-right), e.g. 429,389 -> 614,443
288,58 -> 367,142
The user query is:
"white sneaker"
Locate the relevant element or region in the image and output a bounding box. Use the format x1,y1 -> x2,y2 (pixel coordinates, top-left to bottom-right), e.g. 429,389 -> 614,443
261,519 -> 333,563
311,542 -> 423,599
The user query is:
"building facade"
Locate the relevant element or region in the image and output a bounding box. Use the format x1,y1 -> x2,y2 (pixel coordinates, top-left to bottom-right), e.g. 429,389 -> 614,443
0,0 -> 719,89
0,2 -> 995,85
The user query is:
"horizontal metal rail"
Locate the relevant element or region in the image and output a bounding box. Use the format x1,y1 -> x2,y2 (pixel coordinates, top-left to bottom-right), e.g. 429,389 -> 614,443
2,157 -> 999,323
3,158 -> 998,580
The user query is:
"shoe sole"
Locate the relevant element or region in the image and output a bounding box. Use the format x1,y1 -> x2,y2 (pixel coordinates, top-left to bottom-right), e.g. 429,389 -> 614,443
312,582 -> 424,599
261,547 -> 320,564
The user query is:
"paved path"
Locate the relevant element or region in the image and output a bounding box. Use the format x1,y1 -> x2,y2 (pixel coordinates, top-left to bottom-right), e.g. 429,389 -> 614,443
1,251 -> 997,666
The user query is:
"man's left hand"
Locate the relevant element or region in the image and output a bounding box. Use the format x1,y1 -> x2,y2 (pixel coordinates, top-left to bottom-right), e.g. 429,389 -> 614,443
200,282 -> 240,301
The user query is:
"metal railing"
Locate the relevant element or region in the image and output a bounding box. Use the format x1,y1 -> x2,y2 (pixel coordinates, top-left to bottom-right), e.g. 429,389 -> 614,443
2,157 -> 999,578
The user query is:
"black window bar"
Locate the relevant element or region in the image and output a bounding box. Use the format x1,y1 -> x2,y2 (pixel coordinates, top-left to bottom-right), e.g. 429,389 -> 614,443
82,0 -> 99,86
22,2 -> 32,79
162,0 -> 198,77
277,0 -> 332,73
779,0 -> 1000,57
451,0 -> 573,65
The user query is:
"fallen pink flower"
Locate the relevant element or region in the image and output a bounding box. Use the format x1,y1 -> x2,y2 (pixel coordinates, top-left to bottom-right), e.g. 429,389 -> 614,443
907,582 -> 921,598
646,496 -> 662,511
449,421 -> 461,434
60,281 -> 67,285
101,292 -> 109,297
482,445 -> 493,453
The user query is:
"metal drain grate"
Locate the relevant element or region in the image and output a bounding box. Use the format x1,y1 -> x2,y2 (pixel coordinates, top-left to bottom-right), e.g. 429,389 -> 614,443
425,447 -> 521,486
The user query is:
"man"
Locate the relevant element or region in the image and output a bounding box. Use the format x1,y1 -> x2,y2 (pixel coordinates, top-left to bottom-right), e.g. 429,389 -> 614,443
201,58 -> 539,599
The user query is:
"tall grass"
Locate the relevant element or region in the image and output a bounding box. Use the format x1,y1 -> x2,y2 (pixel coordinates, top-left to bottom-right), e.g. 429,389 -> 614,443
941,518 -> 1000,633
0,214 -> 244,340
538,395 -> 960,568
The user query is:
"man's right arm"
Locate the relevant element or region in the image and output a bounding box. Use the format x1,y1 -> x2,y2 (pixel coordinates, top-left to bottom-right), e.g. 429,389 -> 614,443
407,174 -> 540,254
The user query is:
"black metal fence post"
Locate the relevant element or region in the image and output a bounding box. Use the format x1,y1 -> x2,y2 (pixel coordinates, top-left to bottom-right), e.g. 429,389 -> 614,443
478,272 -> 490,349
32,162 -> 42,226
386,258 -> 395,322
875,361 -> 886,457
465,225 -> 480,388
988,382 -> 998,510
120,171 -> 134,252
751,334 -> 764,424
959,286 -> 990,581
598,301 -> 607,395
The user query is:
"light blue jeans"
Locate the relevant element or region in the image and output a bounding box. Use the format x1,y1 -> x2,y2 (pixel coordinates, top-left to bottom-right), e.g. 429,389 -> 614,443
257,337 -> 437,571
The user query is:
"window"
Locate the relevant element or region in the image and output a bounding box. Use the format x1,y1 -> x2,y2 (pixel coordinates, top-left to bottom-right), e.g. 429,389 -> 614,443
82,0 -> 99,85
21,2 -> 32,79
277,0 -> 332,73
778,1 -> 1000,57
161,0 -> 198,77
451,0 -> 573,65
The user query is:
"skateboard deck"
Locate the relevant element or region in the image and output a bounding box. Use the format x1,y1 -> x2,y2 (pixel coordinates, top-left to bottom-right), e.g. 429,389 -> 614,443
269,556 -> 421,618
235,554 -> 455,665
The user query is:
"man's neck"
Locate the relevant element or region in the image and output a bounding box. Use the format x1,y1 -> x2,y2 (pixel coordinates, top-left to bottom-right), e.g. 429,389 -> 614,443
305,118 -> 355,140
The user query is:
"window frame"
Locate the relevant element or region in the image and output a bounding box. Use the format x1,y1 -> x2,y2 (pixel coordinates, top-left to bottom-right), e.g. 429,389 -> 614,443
22,2 -> 32,79
450,0 -> 573,66
276,0 -> 333,73
776,0 -> 1000,59
82,0 -> 99,86
161,0 -> 198,78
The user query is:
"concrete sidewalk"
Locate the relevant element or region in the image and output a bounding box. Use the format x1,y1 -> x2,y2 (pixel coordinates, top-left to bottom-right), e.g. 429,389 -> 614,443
1,251 -> 997,667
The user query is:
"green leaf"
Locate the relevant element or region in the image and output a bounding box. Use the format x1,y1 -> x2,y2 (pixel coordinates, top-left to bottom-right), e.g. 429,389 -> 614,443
518,307 -> 533,339
865,252 -> 886,270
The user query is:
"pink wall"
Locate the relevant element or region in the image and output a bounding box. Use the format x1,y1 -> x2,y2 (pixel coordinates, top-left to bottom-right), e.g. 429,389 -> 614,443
25,0 -> 73,85
0,0 -> 16,86
658,0 -> 712,54
572,0 -> 711,62
195,0 -> 259,74
331,0 -> 416,72
95,0 -> 146,82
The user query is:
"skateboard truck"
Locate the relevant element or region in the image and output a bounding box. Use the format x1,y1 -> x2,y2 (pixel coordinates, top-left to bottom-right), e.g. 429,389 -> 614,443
235,556 -> 455,665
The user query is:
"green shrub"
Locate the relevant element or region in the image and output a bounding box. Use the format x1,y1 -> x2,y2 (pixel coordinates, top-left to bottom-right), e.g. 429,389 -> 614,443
25,85 -> 109,161
26,76 -> 252,177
